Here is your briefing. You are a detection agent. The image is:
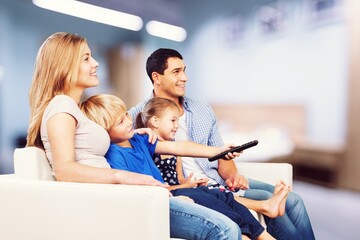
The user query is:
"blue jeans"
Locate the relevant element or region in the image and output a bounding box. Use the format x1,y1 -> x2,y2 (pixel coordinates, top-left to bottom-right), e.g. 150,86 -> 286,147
172,186 -> 265,239
243,179 -> 316,240
169,197 -> 242,239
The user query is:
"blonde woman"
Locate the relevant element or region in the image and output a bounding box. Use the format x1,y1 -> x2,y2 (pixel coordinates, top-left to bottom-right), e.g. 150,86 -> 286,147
26,32 -> 241,240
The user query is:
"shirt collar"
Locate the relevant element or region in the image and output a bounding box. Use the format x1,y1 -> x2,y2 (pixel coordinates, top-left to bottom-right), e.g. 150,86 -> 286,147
151,90 -> 189,111
182,96 -> 190,111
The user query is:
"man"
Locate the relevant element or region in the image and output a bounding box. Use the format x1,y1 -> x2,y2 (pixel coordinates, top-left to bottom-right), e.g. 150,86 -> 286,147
129,48 -> 315,240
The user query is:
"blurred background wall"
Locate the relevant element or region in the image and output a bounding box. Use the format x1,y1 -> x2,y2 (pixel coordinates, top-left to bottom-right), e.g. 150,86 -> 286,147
0,0 -> 359,190
1,0 -> 360,239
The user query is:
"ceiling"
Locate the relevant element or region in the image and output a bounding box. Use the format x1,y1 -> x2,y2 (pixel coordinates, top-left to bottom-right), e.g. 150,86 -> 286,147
79,0 -> 185,26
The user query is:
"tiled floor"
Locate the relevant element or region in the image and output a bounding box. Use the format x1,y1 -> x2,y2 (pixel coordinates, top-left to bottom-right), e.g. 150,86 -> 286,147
293,180 -> 360,240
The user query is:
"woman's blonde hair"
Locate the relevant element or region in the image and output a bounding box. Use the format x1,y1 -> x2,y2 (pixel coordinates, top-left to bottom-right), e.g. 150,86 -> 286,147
135,97 -> 179,129
27,32 -> 87,148
80,94 -> 127,131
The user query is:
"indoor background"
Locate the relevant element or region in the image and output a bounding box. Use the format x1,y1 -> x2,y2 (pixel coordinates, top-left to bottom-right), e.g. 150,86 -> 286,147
1,0 -> 359,239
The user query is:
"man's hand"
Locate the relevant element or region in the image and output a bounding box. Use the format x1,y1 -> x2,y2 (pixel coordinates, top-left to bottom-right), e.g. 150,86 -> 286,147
225,174 -> 249,191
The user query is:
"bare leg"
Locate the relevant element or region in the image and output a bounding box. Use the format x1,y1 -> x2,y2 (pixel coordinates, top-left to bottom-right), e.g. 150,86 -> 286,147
234,181 -> 290,218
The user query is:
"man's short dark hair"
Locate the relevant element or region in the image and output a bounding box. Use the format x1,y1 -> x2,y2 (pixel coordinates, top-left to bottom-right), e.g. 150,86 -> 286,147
146,48 -> 183,84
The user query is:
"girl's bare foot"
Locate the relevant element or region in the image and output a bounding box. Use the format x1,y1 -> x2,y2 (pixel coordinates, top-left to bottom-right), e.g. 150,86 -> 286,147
260,183 -> 289,218
273,180 -> 291,216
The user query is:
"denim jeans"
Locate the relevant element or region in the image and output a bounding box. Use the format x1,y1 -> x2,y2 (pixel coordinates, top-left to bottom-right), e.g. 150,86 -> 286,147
243,179 -> 316,240
169,197 -> 242,240
171,187 -> 265,240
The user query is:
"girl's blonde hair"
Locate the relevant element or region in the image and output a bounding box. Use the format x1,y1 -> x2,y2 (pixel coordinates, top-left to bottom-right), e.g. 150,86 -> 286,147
80,94 -> 127,131
135,97 -> 179,129
27,32 -> 87,148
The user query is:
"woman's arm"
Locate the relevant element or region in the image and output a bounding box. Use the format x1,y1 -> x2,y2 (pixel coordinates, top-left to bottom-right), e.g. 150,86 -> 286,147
47,113 -> 166,187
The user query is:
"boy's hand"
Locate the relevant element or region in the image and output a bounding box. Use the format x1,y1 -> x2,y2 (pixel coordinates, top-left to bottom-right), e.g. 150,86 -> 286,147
134,128 -> 158,144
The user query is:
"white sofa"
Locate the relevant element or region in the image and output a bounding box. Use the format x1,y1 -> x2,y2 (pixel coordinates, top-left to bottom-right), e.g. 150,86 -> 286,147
0,147 -> 292,240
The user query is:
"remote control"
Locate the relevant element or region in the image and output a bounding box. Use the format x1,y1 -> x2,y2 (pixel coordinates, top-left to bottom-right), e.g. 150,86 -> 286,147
208,140 -> 258,162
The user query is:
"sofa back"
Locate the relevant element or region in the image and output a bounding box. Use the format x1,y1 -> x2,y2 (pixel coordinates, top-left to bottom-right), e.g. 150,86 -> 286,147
14,147 -> 54,181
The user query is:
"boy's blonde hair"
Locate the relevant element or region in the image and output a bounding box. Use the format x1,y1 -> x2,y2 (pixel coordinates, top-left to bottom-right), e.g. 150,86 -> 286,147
80,94 -> 127,131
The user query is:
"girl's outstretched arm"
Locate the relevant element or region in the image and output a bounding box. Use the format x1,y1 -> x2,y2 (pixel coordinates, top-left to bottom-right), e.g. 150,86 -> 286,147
155,140 -> 239,159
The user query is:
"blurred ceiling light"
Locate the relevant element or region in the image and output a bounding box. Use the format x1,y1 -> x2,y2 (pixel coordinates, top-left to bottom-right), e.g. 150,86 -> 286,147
146,20 -> 187,42
32,0 -> 143,31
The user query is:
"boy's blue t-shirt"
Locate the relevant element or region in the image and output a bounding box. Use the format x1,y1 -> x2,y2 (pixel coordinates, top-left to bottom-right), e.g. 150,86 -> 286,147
105,134 -> 164,183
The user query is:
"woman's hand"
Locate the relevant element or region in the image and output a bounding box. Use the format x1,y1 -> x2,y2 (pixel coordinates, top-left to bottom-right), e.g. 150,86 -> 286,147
115,170 -> 168,187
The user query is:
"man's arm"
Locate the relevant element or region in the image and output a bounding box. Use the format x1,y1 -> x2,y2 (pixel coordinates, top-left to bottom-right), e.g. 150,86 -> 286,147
218,159 -> 248,190
205,104 -> 249,190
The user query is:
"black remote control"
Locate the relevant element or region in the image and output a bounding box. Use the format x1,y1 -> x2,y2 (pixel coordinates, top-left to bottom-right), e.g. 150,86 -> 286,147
208,140 -> 258,162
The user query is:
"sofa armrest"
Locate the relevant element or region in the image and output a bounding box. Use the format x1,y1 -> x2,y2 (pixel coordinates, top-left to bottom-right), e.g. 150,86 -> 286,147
236,162 -> 293,186
14,147 -> 54,180
0,177 -> 170,240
